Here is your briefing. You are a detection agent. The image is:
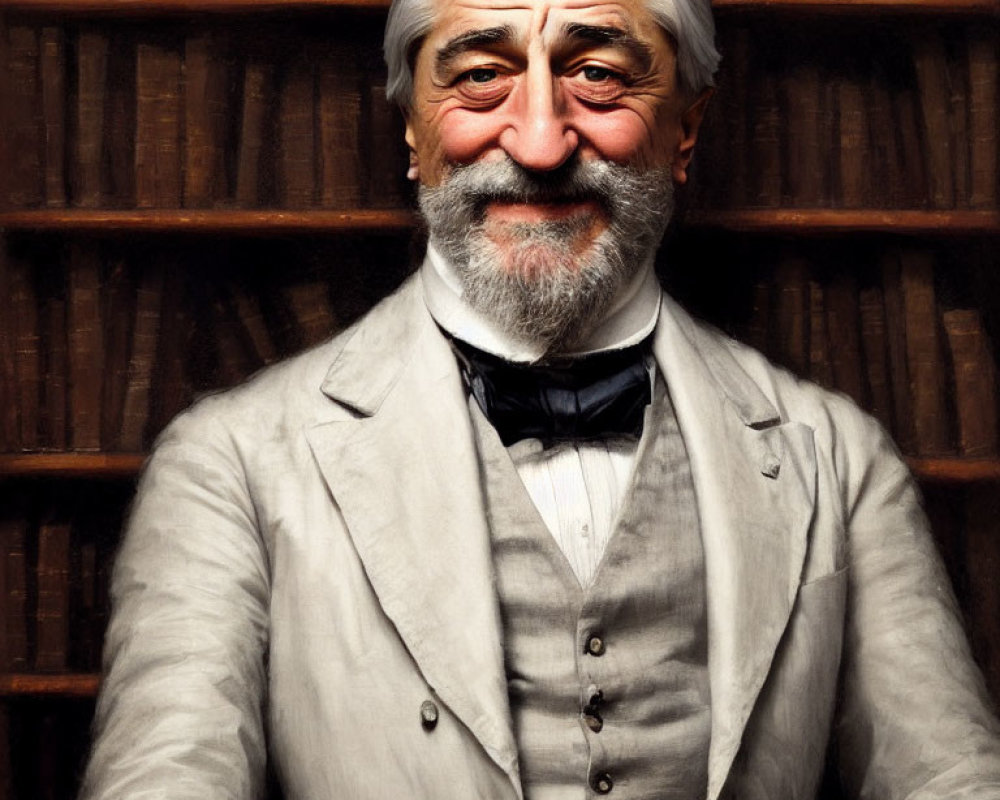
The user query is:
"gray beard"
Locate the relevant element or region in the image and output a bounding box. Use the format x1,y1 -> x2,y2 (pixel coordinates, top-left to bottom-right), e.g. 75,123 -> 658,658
418,158 -> 675,355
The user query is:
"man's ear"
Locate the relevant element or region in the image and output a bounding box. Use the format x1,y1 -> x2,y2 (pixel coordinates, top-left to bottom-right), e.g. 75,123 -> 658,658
672,87 -> 714,185
404,118 -> 420,181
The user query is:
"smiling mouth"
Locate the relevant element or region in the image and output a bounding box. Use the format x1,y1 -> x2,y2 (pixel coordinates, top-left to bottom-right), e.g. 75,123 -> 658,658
483,199 -> 604,224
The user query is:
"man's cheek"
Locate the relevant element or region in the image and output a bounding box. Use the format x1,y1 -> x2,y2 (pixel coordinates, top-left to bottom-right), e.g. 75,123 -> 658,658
436,110 -> 508,165
572,107 -> 664,167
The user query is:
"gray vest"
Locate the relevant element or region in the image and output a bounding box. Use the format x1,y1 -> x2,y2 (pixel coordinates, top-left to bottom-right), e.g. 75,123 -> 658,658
471,374 -> 711,800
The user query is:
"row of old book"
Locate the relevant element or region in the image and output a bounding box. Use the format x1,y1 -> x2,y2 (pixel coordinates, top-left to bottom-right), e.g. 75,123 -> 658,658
0,510 -> 113,674
745,248 -> 998,459
0,238 -> 413,453
3,21 -> 410,210
693,23 -> 998,210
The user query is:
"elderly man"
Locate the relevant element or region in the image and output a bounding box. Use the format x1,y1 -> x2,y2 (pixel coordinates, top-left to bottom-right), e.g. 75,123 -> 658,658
81,0 -> 1000,797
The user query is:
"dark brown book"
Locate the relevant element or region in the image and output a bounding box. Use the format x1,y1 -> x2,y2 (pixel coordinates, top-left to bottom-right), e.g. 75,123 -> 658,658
42,295 -> 68,450
34,518 -> 72,672
284,282 -> 337,348
229,284 -> 278,366
947,35 -> 971,208
893,71 -> 930,208
11,253 -> 40,450
105,34 -> 137,206
837,72 -> 869,208
899,249 -> 951,455
967,26 -> 998,208
72,28 -> 108,208
771,254 -> 810,376
912,32 -> 955,208
0,513 -> 29,670
719,25 -> 750,207
868,65 -> 901,208
808,280 -> 834,389
750,67 -> 782,207
211,297 -> 256,387
0,246 -> 18,449
135,39 -> 183,207
149,266 -> 195,438
234,60 -> 275,207
318,43 -> 363,208
67,244 -> 104,450
119,263 -> 164,451
825,271 -> 866,409
100,259 -> 136,449
858,285 -> 895,434
77,540 -> 100,670
942,308 -> 998,457
183,31 -> 230,208
880,251 -> 917,453
783,61 -> 826,206
276,55 -> 316,208
39,27 -> 66,208
366,80 -> 409,208
3,25 -> 43,208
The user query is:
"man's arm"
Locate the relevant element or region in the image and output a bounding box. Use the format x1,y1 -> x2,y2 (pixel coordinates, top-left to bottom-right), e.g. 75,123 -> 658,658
835,420 -> 1000,799
79,403 -> 271,800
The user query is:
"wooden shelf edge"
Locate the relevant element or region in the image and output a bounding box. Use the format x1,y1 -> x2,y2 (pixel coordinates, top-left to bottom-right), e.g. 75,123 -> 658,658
3,208 -> 999,236
684,208 -> 1000,235
0,673 -> 100,698
0,453 -> 146,478
907,457 -> 1000,483
0,208 -> 419,235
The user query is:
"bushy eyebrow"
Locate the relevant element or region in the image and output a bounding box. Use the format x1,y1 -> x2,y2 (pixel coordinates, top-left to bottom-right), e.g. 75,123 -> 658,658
560,22 -> 654,73
435,25 -> 518,72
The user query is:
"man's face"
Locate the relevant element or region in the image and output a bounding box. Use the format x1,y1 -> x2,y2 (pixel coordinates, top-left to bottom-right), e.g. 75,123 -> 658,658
406,0 -> 709,351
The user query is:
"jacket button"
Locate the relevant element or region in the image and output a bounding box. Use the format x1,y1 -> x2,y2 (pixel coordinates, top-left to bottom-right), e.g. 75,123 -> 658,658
420,700 -> 439,730
585,634 -> 606,656
592,772 -> 613,794
582,707 -> 603,733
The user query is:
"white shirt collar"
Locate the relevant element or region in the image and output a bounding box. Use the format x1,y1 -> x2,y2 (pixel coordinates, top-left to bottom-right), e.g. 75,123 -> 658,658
420,241 -> 661,364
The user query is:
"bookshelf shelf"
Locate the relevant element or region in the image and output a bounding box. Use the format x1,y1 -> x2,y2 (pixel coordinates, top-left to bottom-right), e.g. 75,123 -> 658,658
0,209 -> 418,236
0,673 -> 100,698
0,0 -> 995,13
2,208 -> 999,237
907,458 -> 1000,483
0,453 -> 146,479
684,209 -> 1000,236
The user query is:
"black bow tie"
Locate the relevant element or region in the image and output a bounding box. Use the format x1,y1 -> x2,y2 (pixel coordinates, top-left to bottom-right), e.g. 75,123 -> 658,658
451,339 -> 652,446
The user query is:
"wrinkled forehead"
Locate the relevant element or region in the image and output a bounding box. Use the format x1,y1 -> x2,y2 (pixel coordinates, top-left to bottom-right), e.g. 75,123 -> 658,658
427,0 -> 668,51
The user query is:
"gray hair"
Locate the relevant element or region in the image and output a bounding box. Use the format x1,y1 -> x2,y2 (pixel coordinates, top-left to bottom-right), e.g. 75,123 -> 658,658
383,0 -> 720,110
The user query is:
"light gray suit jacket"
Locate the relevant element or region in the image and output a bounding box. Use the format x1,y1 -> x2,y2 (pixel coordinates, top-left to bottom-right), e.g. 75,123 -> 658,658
82,274 -> 1000,800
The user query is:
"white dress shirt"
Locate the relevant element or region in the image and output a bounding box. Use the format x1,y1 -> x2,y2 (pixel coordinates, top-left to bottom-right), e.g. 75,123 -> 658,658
421,243 -> 661,586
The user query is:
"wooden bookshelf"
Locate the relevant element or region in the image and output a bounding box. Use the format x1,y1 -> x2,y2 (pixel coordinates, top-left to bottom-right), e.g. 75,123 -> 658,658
0,673 -> 100,698
0,453 -> 145,479
711,0 -> 999,13
684,209 -> 1000,237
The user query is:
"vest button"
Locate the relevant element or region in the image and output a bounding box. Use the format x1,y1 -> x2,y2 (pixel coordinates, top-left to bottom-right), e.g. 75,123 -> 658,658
585,634 -> 606,656
592,772 -> 613,794
420,700 -> 439,730
582,707 -> 603,732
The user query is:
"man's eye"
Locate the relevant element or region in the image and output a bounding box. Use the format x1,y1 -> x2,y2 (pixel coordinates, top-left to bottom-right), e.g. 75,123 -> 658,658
465,68 -> 498,84
581,65 -> 618,82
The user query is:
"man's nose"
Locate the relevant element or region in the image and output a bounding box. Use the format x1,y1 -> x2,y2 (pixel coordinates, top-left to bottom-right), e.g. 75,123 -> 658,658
499,68 -> 578,172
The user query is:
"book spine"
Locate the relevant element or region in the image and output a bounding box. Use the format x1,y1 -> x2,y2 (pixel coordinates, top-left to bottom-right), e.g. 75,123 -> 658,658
283,282 -> 338,348
11,254 -> 40,450
39,26 -> 66,208
42,294 -> 68,450
946,33 -> 971,208
0,247 -> 25,449
318,43 -> 363,208
105,35 -> 136,207
234,60 -> 275,207
365,79 -> 409,208
858,285 -> 895,435
749,67 -> 782,207
67,244 -> 104,451
783,61 -> 826,206
899,249 -> 951,455
967,26 -> 998,208
135,39 -> 183,207
836,70 -> 869,209
72,28 -> 109,209
229,285 -> 278,366
118,263 -> 164,452
34,519 -> 72,672
942,308 -> 998,457
881,251 -> 917,453
1,514 -> 29,671
100,259 -> 136,450
808,280 -> 834,389
183,31 -> 230,208
825,271 -> 867,409
276,56 -> 316,209
772,254 -> 810,377
4,25 -> 43,208
912,32 -> 955,209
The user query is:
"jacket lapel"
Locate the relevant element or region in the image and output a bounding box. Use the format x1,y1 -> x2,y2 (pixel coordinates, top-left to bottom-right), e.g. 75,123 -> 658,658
654,295 -> 818,800
304,279 -> 521,797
